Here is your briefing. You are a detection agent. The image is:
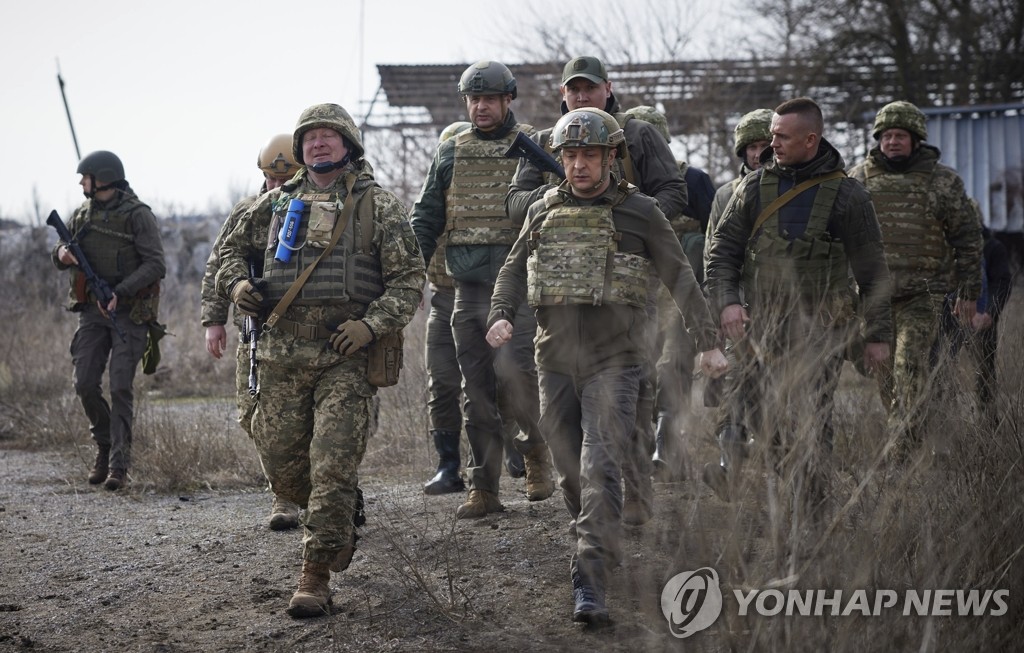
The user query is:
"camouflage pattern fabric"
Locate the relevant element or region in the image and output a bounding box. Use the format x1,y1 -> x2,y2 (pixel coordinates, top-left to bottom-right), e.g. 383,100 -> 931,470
201,194 -> 258,329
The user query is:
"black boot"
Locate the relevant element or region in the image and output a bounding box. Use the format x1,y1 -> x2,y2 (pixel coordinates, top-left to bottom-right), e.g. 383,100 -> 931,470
652,411 -> 679,482
88,446 -> 110,485
424,430 -> 465,495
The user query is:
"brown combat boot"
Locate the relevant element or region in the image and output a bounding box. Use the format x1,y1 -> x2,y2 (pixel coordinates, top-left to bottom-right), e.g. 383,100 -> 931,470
287,560 -> 332,618
455,489 -> 504,520
268,496 -> 300,531
88,447 -> 110,485
523,444 -> 555,501
104,468 -> 126,491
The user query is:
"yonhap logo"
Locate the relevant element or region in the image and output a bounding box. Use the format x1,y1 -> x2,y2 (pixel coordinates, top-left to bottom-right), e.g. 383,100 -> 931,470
661,567 -> 723,638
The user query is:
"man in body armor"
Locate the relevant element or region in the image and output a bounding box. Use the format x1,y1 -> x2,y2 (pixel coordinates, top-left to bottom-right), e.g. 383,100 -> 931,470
700,109 -> 773,499
506,56 -> 688,525
420,121 -> 527,496
201,134 -> 303,530
411,61 -> 554,520
217,103 -> 424,618
849,101 -> 982,458
705,98 -> 892,519
52,151 -> 166,491
487,108 -> 726,625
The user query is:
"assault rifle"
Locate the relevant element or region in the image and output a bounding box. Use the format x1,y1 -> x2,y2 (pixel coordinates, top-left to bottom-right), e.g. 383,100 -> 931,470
46,210 -> 127,342
503,131 -> 565,180
244,260 -> 260,396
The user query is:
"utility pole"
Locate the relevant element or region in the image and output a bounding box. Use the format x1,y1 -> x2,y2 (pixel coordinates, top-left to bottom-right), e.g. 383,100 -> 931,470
56,59 -> 81,160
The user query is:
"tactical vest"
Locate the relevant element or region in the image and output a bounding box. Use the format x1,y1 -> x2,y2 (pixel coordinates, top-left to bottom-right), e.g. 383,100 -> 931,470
526,183 -> 649,308
860,160 -> 945,297
68,196 -> 148,307
743,173 -> 849,316
262,185 -> 383,307
445,127 -> 525,247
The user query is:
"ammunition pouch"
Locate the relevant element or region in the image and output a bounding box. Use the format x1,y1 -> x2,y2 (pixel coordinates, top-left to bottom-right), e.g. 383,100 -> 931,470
367,332 -> 404,387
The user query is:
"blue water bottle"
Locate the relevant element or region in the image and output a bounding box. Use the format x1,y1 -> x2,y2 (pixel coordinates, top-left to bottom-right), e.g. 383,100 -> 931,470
275,199 -> 305,262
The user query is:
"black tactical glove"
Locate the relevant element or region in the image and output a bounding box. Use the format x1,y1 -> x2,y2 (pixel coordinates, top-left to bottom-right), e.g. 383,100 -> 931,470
329,320 -> 373,355
230,279 -> 265,317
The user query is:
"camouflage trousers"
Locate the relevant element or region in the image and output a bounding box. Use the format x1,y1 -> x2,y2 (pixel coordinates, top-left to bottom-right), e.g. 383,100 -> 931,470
539,365 -> 643,597
877,292 -> 941,444
252,327 -> 373,566
71,306 -> 149,471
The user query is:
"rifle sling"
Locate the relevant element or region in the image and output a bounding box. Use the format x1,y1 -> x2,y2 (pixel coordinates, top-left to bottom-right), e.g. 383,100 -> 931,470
264,173 -> 357,330
750,170 -> 845,238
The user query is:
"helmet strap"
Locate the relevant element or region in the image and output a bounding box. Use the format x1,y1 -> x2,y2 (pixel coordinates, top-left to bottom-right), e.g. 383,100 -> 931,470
310,152 -> 351,174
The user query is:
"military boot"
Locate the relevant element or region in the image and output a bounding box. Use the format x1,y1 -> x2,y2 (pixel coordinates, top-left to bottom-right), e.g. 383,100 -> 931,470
287,560 -> 332,618
702,425 -> 748,502
571,563 -> 610,626
455,489 -> 504,519
651,411 -> 681,482
268,496 -> 300,531
104,468 -> 126,491
502,425 -> 526,479
88,446 -> 110,485
424,430 -> 465,495
523,444 -> 555,501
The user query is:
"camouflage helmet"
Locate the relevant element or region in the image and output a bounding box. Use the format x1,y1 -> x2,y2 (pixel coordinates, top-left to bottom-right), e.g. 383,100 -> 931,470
873,101 -> 927,141
257,134 -> 300,179
458,61 -> 517,99
292,103 -> 365,165
625,105 -> 671,143
439,121 -> 472,143
549,108 -> 626,158
76,150 -> 125,184
733,109 -> 773,158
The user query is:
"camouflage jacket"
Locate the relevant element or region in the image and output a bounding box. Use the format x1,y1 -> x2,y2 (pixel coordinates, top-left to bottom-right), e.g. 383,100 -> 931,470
506,93 -> 687,227
216,163 -> 424,339
848,144 -> 982,300
705,139 -> 893,344
410,110 -> 529,284
200,192 -> 259,328
489,174 -> 716,379
51,186 -> 166,319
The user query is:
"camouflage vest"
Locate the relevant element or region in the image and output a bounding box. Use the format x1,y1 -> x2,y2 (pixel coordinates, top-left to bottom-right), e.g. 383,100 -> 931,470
612,113 -> 637,185
445,127 -> 526,247
262,185 -> 383,307
743,173 -> 851,321
426,232 -> 453,288
859,160 -> 944,297
526,183 -> 650,309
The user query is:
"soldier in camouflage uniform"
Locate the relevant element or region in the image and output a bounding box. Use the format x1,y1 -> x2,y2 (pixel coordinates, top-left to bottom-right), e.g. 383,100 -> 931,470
487,108 -> 726,625
849,101 -> 982,456
700,109 -> 773,499
217,103 -> 424,618
706,98 -> 893,516
52,150 -> 166,491
411,61 -> 554,520
507,56 -> 689,524
201,134 -> 303,529
624,105 -> 717,482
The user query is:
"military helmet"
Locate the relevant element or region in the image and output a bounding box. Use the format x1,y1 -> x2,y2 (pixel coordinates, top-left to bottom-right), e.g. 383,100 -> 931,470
873,101 -> 927,141
258,134 -> 300,179
549,108 -> 626,158
292,103 -> 365,165
457,61 -> 517,99
439,121 -> 472,143
76,150 -> 125,184
625,105 -> 670,143
733,109 -> 773,158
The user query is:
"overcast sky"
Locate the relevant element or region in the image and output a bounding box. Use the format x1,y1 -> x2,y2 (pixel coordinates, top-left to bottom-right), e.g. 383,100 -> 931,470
3,0 -> 731,225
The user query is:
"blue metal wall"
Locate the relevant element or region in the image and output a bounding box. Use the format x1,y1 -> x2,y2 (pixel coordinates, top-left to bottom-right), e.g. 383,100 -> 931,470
923,104 -> 1024,232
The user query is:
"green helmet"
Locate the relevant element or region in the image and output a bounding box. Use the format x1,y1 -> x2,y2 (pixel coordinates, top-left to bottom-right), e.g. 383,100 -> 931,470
76,150 -> 125,184
625,105 -> 670,143
439,121 -> 471,143
549,108 -> 626,158
873,101 -> 927,141
457,61 -> 517,99
292,103 -> 365,165
733,109 -> 773,158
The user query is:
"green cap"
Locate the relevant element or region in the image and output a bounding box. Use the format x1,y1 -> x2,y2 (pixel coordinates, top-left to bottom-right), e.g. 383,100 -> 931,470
562,56 -> 608,85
